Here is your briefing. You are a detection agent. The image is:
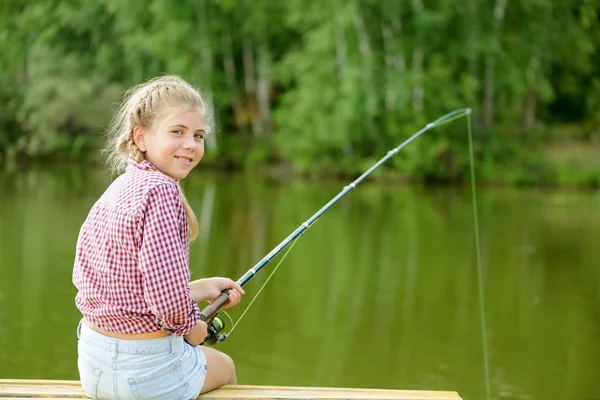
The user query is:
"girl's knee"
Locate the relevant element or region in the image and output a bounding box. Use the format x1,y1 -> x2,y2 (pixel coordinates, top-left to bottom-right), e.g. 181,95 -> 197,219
200,347 -> 237,390
222,353 -> 236,384
222,351 -> 234,367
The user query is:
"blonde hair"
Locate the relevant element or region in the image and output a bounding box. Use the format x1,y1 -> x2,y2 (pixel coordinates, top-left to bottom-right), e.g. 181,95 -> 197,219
106,75 -> 211,241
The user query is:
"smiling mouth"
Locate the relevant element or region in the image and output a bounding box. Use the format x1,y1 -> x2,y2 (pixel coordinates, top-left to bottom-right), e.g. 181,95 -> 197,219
175,156 -> 194,164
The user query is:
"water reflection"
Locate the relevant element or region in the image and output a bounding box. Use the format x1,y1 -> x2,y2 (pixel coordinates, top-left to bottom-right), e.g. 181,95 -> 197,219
0,167 -> 598,400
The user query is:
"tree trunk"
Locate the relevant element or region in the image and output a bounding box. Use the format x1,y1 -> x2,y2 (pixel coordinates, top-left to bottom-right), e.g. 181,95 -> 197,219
390,17 -> 406,73
256,44 -> 272,135
197,2 -> 217,151
353,14 -> 376,136
523,89 -> 537,137
483,0 -> 508,131
382,23 -> 395,110
411,0 -> 424,114
522,49 -> 541,138
382,16 -> 406,110
334,1 -> 348,79
242,38 -> 261,135
222,19 -> 246,133
468,0 -> 479,128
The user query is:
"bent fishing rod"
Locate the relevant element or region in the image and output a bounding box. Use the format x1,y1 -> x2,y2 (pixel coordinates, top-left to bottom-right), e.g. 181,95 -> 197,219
199,108 -> 472,345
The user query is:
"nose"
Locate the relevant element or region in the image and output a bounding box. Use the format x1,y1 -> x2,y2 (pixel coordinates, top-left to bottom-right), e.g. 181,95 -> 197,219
182,135 -> 197,151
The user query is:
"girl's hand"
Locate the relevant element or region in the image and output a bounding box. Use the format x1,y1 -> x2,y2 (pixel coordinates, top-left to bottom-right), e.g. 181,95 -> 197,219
188,277 -> 245,309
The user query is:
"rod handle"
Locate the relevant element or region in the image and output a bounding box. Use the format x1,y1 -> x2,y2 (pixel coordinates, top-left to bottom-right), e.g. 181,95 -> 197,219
199,290 -> 230,322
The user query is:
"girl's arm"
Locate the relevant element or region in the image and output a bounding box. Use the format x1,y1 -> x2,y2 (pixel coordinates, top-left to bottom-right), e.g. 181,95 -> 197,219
184,320 -> 209,346
138,183 -> 200,336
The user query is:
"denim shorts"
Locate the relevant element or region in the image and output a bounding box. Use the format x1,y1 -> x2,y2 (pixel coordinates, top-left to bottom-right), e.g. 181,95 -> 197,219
76,320 -> 207,400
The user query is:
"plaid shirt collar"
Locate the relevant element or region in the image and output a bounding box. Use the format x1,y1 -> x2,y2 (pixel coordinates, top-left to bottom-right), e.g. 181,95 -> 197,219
126,158 -> 179,183
127,157 -> 157,172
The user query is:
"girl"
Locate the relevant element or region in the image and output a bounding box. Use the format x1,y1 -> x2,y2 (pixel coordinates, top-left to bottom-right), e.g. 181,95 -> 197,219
73,75 -> 244,400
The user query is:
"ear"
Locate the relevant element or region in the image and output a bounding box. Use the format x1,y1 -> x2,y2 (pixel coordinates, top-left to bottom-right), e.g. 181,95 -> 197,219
132,126 -> 147,152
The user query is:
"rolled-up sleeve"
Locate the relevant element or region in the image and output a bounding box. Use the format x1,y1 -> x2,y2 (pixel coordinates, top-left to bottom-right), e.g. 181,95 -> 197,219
138,183 -> 200,336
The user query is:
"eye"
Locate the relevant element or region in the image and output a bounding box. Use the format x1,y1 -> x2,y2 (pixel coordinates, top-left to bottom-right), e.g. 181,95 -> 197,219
194,133 -> 205,140
172,129 -> 183,135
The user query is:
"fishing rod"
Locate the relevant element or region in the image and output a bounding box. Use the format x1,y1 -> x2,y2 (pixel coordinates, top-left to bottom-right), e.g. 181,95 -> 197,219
199,108 -> 472,345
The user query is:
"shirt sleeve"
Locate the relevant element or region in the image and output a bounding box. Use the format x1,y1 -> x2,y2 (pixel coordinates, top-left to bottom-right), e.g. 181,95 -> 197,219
138,183 -> 200,336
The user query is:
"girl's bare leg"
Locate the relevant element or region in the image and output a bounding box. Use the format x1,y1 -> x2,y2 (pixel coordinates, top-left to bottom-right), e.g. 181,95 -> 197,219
199,346 -> 237,393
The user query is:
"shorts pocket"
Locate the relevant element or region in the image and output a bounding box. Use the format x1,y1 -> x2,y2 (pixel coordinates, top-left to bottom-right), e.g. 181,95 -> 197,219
78,357 -> 102,399
127,360 -> 189,400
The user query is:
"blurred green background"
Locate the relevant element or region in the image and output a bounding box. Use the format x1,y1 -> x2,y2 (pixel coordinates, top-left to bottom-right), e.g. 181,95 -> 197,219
1,2 -> 600,400
2,0 -> 600,184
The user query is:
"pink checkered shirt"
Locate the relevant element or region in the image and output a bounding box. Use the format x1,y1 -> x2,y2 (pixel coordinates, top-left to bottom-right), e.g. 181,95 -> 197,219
73,158 -> 200,336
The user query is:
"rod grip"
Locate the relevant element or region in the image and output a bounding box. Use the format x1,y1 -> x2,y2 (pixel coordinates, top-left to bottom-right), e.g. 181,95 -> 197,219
199,290 -> 230,322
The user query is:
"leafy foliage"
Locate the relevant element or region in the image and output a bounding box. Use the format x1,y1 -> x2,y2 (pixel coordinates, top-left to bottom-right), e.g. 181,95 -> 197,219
1,0 -> 599,183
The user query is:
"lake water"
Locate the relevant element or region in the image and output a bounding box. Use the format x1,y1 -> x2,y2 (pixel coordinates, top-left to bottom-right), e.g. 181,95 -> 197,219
0,166 -> 598,400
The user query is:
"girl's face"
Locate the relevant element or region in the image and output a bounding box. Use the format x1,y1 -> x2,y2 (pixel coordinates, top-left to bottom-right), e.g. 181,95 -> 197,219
134,107 -> 205,180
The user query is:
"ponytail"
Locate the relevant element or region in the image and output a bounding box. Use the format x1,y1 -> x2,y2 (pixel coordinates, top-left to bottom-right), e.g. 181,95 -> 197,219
176,181 -> 198,241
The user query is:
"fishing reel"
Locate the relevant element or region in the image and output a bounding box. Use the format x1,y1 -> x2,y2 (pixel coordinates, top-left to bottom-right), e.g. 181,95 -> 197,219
199,290 -> 232,346
202,314 -> 228,345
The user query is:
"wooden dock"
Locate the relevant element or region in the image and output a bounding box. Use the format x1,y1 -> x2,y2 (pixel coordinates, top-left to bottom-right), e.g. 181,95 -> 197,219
0,379 -> 462,399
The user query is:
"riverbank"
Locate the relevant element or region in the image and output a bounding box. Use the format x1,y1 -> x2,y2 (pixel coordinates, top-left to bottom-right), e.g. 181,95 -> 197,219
1,135 -> 599,189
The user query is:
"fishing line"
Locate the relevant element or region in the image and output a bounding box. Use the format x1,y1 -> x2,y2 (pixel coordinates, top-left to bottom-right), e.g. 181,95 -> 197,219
223,109 -> 477,337
466,111 -> 491,400
227,232 -> 304,335
220,309 -> 234,329
202,110 -> 491,398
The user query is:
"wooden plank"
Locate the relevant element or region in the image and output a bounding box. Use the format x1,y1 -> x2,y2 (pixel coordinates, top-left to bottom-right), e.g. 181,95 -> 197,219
0,380 -> 462,400
200,385 -> 462,399
0,380 -> 86,398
